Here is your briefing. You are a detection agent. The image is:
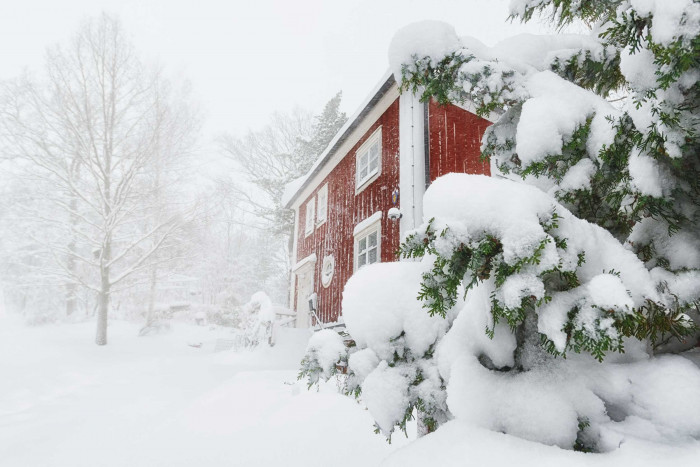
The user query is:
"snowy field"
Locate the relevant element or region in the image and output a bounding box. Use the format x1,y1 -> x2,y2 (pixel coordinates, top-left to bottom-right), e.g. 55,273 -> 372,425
0,316 -> 411,467
2,315 -> 700,466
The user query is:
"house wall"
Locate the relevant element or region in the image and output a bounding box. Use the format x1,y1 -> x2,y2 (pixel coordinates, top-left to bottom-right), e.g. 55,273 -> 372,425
292,97 -> 492,326
294,98 -> 401,324
427,99 -> 492,180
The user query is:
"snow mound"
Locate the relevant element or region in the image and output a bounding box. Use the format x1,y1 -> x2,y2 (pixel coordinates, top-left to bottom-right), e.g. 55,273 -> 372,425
343,261 -> 454,361
304,329 -> 346,377
423,174 -> 655,306
388,21 -> 461,79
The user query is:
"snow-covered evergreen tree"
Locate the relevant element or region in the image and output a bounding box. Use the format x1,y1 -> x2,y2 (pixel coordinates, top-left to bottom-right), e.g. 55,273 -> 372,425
301,1 -> 700,451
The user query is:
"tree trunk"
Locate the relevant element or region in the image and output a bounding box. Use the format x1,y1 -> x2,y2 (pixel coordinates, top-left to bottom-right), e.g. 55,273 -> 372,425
95,270 -> 109,346
416,409 -> 433,437
145,267 -> 157,326
95,235 -> 112,345
65,283 -> 77,316
66,159 -> 80,317
514,307 -> 548,371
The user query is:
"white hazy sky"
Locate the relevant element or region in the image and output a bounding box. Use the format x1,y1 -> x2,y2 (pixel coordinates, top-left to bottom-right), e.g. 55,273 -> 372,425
0,0 -> 547,139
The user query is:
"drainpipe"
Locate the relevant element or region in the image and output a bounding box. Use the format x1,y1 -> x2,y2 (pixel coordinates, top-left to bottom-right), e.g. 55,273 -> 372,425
424,99 -> 431,190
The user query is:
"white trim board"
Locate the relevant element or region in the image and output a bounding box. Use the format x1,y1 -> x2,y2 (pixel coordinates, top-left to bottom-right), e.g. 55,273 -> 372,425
293,253 -> 317,272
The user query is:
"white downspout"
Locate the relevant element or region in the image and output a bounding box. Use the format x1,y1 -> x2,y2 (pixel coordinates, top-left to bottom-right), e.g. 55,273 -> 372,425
399,91 -> 426,240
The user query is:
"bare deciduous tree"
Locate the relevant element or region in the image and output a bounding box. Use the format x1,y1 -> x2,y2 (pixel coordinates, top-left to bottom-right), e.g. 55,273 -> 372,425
219,93 -> 347,295
0,14 -> 199,345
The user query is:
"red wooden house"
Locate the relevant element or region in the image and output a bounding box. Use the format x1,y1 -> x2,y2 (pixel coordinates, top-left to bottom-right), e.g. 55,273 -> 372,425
283,72 -> 493,327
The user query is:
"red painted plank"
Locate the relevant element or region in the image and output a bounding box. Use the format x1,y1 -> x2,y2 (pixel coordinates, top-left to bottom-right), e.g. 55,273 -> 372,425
296,99 -> 401,323
428,99 -> 491,181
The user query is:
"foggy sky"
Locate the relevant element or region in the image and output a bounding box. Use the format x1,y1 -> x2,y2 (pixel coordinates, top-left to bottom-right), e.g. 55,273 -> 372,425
0,0 -> 546,140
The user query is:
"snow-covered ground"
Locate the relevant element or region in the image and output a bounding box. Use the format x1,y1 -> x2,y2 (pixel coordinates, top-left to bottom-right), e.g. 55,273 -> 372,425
0,315 -> 411,467
3,314 -> 699,467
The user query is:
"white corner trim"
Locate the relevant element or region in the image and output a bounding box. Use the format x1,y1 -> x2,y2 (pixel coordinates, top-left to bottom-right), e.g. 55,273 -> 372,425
353,211 -> 383,236
293,253 -> 317,272
289,205 -> 300,308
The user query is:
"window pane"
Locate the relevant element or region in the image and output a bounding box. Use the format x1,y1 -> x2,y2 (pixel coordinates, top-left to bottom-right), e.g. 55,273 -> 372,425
368,247 -> 377,264
318,189 -> 327,221
368,232 -> 377,247
359,253 -> 366,268
369,157 -> 378,172
359,166 -> 368,180
359,238 -> 366,252
369,144 -> 379,170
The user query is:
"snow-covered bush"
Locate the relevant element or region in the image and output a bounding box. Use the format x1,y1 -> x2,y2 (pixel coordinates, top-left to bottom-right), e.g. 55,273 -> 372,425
405,174 -> 695,364
392,8 -> 700,319
238,291 -> 276,348
299,329 -> 347,387
302,1 -> 700,451
303,176 -> 700,447
299,262 -> 453,437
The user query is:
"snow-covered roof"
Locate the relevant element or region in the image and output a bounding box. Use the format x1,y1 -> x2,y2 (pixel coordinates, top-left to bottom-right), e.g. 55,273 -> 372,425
282,70 -> 396,209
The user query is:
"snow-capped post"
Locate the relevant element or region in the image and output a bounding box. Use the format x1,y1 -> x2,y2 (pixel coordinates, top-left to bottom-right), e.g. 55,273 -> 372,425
301,2 -> 700,451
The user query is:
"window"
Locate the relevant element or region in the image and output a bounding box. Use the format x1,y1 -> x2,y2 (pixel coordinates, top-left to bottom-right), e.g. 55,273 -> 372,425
316,184 -> 328,226
355,225 -> 381,271
356,127 -> 382,191
304,198 -> 315,236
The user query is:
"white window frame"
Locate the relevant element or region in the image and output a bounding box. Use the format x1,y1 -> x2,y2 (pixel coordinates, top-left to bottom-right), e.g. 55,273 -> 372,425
316,183 -> 328,227
354,221 -> 381,271
355,127 -> 382,193
304,198 -> 315,236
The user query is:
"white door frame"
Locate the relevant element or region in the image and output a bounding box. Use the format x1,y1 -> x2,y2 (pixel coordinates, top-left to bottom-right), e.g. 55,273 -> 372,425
293,258 -> 316,328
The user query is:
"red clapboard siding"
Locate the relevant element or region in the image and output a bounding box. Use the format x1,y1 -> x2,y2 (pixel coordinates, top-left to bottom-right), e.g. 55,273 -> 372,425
295,98 -> 401,323
428,99 -> 491,180
293,98 -> 491,324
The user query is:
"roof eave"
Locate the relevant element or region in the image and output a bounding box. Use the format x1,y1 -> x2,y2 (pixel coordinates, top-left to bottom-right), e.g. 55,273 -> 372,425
284,72 -> 397,209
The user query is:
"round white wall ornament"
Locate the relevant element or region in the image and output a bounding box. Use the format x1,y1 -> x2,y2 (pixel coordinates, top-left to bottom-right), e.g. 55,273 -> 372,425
321,255 -> 335,288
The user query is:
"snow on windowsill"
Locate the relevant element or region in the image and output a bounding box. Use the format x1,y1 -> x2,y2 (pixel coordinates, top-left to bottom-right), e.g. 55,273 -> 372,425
353,211 -> 383,236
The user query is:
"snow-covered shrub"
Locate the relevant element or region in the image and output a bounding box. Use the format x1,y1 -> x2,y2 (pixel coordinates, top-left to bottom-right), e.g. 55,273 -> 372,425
392,12 -> 700,336
137,320 -> 171,336
300,262 -> 454,437
403,174 -> 700,448
404,174 -> 695,364
299,329 -> 347,387
303,175 -> 700,447
303,4 -> 700,450
344,262 -> 454,437
238,291 -> 276,348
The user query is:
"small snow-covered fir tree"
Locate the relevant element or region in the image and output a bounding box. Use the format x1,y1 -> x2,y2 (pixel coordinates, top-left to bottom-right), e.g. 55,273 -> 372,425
301,0 -> 700,451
